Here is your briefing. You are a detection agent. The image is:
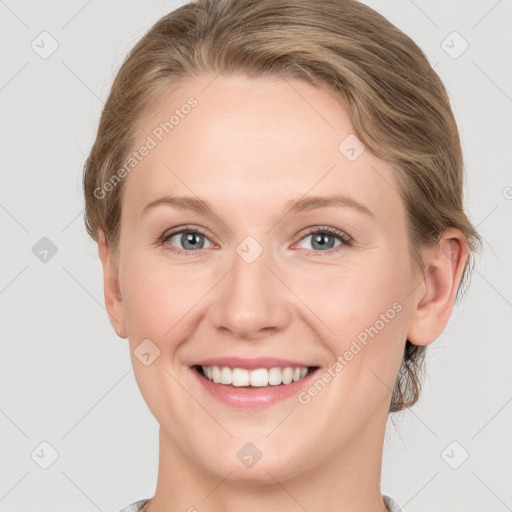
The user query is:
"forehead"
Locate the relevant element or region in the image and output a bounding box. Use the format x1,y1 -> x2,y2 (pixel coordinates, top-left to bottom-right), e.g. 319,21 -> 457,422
123,74 -> 404,226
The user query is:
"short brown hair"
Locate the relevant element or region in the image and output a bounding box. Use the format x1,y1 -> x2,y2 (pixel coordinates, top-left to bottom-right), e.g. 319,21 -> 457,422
83,0 -> 482,412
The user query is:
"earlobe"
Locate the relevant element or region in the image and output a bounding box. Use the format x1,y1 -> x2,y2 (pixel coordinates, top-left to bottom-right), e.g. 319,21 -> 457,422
407,228 -> 469,347
98,230 -> 128,339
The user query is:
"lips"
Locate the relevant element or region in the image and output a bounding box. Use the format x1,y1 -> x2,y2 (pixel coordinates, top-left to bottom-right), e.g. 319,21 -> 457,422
190,357 -> 319,408
193,357 -> 317,386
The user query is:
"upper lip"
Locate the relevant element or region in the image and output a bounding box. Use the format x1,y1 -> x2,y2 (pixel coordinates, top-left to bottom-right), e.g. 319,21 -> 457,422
193,357 -> 316,370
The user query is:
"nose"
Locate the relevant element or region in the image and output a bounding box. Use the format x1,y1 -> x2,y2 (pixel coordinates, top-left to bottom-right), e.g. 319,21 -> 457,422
208,241 -> 292,341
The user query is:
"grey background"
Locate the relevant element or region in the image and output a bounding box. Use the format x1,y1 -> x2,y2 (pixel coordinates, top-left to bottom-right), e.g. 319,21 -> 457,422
0,0 -> 511,510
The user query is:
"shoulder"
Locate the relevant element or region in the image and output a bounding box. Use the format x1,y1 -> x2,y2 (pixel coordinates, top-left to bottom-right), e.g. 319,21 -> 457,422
383,494 -> 403,512
116,498 -> 150,512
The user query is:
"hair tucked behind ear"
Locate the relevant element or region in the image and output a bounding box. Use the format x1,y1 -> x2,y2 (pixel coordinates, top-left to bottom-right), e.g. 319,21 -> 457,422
83,0 -> 482,412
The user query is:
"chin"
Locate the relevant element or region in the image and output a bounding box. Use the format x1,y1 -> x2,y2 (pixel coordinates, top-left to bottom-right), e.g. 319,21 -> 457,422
196,433 -> 312,484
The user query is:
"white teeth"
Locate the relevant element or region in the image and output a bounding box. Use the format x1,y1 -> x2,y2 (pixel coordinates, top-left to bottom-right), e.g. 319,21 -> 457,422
200,365 -> 310,387
268,367 -> 282,386
232,368 -> 250,387
220,367 -> 232,385
249,368 -> 268,387
281,367 -> 293,385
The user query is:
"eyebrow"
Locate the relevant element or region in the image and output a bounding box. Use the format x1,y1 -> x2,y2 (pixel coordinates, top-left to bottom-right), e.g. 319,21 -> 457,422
141,194 -> 375,218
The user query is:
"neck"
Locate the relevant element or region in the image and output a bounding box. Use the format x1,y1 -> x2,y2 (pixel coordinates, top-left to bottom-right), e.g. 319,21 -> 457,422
146,411 -> 389,512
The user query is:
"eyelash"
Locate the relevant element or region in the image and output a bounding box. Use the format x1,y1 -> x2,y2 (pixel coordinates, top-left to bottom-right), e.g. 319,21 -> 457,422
159,224 -> 353,257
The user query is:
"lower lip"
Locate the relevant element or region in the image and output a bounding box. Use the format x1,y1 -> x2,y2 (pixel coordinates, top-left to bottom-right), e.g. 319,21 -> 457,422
192,367 -> 317,408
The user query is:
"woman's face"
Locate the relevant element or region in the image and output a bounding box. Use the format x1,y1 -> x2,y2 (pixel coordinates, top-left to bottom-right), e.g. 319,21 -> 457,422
108,74 -> 424,481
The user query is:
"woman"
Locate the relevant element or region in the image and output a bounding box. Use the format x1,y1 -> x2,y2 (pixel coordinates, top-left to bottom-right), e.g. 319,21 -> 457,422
83,0 -> 481,510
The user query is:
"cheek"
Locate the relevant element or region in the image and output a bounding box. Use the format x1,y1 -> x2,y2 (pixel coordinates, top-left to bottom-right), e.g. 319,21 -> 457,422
119,254 -> 205,421
291,250 -> 410,378
121,257 -> 200,343
299,256 -> 407,331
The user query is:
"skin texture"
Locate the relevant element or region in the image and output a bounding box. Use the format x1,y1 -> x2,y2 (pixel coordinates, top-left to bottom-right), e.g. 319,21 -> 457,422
98,74 -> 469,512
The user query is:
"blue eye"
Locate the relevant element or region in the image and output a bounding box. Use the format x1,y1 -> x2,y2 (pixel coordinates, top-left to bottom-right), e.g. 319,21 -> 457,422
295,227 -> 352,254
160,225 -> 352,256
162,227 -> 213,254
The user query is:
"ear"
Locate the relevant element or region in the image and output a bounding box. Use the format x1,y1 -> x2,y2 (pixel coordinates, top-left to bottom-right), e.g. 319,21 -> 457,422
97,230 -> 128,338
407,227 -> 469,346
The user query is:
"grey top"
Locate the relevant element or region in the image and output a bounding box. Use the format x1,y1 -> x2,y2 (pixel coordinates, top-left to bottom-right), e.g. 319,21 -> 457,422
117,498 -> 149,512
118,495 -> 402,511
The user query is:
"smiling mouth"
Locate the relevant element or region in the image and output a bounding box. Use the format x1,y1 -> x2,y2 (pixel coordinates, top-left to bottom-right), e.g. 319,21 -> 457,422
194,365 -> 319,387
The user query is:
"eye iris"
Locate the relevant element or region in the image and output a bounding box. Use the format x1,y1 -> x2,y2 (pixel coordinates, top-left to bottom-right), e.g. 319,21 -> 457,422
311,233 -> 335,250
182,232 -> 204,250
172,230 -> 341,251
